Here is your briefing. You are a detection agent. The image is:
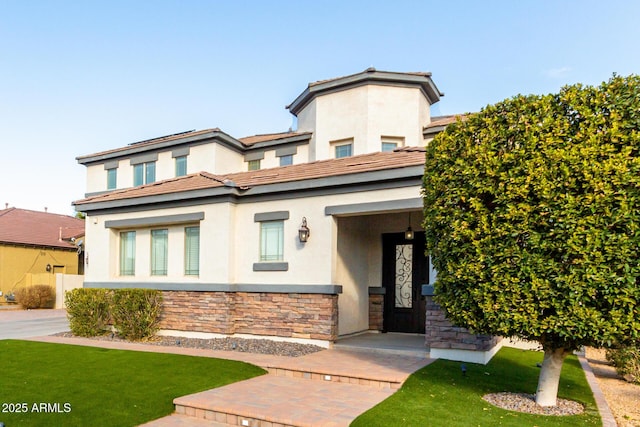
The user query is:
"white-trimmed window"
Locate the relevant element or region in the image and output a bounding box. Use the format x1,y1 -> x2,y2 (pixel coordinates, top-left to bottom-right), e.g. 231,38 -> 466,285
381,136 -> 405,152
260,221 -> 284,261
150,229 -> 168,276
119,231 -> 136,276
184,226 -> 200,276
331,138 -> 354,158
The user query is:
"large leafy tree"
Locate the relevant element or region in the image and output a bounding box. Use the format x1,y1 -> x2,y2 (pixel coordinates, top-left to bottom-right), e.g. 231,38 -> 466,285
422,75 -> 640,406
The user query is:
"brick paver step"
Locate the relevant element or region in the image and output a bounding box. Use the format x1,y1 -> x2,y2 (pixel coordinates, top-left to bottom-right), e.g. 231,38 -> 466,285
171,375 -> 395,427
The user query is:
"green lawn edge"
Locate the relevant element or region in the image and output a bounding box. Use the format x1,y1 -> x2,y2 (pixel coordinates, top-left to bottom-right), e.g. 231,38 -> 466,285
0,339 -> 266,427
352,346 -> 602,427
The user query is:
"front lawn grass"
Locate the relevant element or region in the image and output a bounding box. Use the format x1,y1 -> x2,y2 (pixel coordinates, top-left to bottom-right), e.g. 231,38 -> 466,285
352,346 -> 601,427
0,340 -> 265,426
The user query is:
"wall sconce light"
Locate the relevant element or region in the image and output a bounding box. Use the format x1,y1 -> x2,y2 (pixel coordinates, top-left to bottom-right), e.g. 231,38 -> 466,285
298,217 -> 310,243
405,213 -> 414,240
46,264 -> 52,272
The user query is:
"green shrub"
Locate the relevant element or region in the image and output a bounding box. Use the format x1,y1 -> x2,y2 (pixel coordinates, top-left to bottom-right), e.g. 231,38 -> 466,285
65,288 -> 112,337
606,345 -> 640,384
15,285 -> 55,309
110,289 -> 163,341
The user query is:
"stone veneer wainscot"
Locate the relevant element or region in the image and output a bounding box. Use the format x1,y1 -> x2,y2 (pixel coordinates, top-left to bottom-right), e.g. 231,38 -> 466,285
159,291 -> 339,341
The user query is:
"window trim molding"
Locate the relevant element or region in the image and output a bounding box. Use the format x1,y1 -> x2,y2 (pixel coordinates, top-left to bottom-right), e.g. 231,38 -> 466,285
105,212 -> 205,229
244,151 -> 265,162
253,262 -> 289,271
172,147 -> 190,158
254,211 -> 290,222
104,160 -> 119,170
130,153 -> 159,165
275,146 -> 297,157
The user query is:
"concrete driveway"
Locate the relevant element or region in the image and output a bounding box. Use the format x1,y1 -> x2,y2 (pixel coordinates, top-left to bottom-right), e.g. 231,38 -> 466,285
0,308 -> 69,339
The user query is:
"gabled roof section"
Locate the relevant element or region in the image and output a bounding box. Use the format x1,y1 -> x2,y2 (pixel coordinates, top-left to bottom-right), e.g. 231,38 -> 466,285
0,208 -> 85,249
76,128 -> 244,165
287,67 -> 444,116
74,148 -> 427,209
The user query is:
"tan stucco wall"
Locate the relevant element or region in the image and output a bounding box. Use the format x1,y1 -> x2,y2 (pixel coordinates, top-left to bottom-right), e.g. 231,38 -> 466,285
83,143 -> 246,194
84,185 -> 422,286
0,244 -> 79,297
297,84 -> 431,161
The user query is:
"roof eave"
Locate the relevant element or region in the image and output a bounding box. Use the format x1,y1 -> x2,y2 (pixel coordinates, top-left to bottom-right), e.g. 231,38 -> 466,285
76,130 -> 246,165
75,165 -> 424,214
287,69 -> 444,116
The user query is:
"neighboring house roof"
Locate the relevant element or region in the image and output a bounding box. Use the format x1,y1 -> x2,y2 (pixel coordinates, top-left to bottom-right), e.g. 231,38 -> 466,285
423,114 -> 471,139
74,148 -> 427,210
287,68 -> 444,116
0,208 -> 85,249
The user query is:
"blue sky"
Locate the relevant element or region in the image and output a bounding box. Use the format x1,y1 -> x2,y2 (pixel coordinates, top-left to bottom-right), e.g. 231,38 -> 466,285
1,0 -> 639,215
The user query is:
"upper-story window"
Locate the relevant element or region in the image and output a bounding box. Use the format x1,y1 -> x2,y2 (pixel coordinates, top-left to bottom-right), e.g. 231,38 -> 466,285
133,162 -> 156,186
276,146 -> 296,167
172,148 -> 189,177
381,136 -> 405,152
332,138 -> 354,158
248,159 -> 261,171
175,156 -> 187,177
106,168 -> 117,190
279,155 -> 293,166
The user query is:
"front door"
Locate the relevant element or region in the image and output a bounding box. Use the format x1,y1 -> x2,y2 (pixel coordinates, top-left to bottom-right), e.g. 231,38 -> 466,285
382,232 -> 427,333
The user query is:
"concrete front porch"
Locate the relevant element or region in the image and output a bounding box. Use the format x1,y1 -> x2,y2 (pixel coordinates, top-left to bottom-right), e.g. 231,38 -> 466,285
333,332 -> 428,358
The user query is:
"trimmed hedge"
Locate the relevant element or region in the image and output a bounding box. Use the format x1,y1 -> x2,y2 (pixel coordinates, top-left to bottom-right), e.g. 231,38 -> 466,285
65,288 -> 112,337
606,345 -> 640,384
65,288 -> 163,340
15,285 -> 55,309
111,289 -> 163,341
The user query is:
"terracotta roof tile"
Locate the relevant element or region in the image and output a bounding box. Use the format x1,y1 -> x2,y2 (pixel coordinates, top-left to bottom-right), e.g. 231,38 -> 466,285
309,68 -> 432,87
76,128 -> 222,161
238,131 -> 311,146
0,208 -> 85,249
424,114 -> 470,130
75,148 -> 426,206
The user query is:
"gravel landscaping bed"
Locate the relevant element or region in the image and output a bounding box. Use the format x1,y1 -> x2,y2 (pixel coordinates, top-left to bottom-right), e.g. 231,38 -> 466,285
54,332 -> 324,357
483,392 -> 584,416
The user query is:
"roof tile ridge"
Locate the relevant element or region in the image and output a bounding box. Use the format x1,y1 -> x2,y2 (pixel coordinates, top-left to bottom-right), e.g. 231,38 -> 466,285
0,207 -> 16,217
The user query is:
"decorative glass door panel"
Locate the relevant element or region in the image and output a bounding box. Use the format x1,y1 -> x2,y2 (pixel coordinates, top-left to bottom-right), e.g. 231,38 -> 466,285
395,244 -> 413,308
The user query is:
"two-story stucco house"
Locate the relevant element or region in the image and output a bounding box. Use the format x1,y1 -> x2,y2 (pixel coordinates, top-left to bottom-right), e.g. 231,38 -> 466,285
75,69 -> 500,363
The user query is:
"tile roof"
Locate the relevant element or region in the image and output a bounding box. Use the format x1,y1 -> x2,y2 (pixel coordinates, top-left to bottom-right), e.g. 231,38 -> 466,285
0,208 -> 85,249
309,68 -> 433,87
75,148 -> 427,206
238,131 -> 311,146
76,128 -> 226,163
423,114 -> 470,130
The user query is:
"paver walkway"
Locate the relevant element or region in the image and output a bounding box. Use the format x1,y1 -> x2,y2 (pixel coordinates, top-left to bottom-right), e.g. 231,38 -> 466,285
28,335 -> 432,426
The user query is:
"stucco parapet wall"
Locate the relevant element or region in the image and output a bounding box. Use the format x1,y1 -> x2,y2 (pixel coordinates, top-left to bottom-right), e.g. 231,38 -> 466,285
83,282 -> 343,294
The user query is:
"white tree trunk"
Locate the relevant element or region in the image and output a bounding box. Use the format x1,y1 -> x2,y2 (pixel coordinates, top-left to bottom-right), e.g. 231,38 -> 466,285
535,347 -> 569,407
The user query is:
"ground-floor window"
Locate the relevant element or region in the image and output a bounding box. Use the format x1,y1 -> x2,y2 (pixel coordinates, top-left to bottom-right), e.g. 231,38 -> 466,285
119,231 -> 136,276
184,226 -> 200,276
